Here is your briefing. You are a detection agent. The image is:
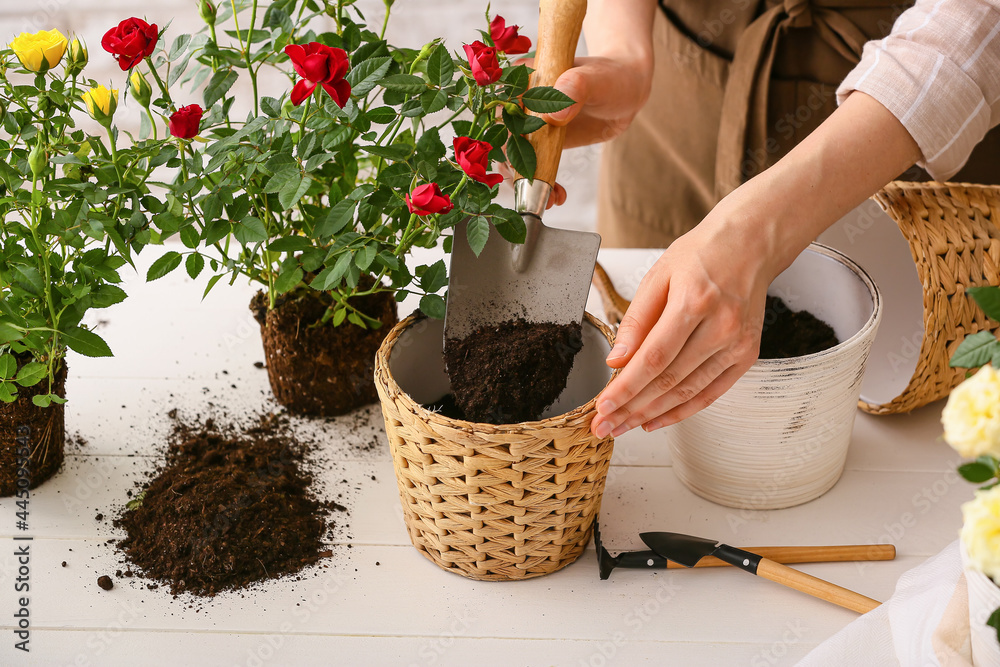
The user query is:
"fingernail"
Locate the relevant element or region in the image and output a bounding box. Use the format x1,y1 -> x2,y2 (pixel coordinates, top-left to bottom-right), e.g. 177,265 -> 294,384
606,343 -> 627,362
597,399 -> 617,415
643,420 -> 663,432
611,424 -> 629,438
594,422 -> 612,439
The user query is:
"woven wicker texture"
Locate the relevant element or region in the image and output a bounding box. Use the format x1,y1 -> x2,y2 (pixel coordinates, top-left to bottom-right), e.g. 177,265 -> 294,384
375,313 -> 616,581
863,181 -> 1000,414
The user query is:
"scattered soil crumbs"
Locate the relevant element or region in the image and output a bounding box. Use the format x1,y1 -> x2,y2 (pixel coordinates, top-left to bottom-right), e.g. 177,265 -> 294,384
443,319 -> 583,424
114,414 -> 332,597
97,575 -> 113,591
759,296 -> 839,359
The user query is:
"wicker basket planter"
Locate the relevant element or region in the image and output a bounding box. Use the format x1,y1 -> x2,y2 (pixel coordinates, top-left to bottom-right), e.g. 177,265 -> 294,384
861,181 -> 1000,414
374,313 -> 616,581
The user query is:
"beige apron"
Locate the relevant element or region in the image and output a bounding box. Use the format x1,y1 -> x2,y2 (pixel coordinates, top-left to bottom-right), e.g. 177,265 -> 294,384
597,0 -> 1000,248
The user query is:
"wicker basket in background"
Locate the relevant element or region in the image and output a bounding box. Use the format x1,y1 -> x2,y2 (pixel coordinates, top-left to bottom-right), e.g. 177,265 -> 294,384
375,313 -> 616,581
861,181 -> 1000,414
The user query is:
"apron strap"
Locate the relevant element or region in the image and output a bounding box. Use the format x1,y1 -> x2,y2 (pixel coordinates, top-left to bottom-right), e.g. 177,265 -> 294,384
714,0 -> 879,200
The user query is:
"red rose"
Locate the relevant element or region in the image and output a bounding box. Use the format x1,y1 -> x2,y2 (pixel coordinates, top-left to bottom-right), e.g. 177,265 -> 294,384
406,183 -> 453,217
462,41 -> 502,86
490,16 -> 531,55
453,137 -> 503,188
284,42 -> 351,107
102,17 -> 159,71
169,104 -> 203,139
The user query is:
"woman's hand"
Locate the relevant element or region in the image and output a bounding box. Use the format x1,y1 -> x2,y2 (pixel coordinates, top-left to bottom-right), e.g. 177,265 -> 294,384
589,197 -> 777,438
541,54 -> 654,149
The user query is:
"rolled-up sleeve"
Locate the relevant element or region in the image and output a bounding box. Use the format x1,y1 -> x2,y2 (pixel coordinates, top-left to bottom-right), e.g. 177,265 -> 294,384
836,0 -> 1000,180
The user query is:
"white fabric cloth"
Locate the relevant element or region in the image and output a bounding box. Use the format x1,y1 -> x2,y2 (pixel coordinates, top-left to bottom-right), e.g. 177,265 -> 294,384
798,540 -> 974,666
836,0 -> 1000,180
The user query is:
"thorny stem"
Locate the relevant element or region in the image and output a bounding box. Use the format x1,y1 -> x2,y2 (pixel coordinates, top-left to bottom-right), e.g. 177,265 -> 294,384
28,175 -> 58,393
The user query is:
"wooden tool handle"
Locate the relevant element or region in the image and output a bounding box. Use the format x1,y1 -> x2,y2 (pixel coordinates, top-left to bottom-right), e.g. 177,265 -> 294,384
680,544 -> 895,569
524,0 -> 587,186
756,558 -> 881,614
592,262 -> 631,328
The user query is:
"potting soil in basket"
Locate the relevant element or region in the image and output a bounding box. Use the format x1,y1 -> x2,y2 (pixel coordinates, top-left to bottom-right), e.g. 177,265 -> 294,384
442,318 -> 583,423
114,414 -> 334,597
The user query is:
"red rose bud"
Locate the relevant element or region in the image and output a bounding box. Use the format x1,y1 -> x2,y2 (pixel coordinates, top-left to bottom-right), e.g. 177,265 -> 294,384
169,104 -> 203,139
406,183 -> 454,217
102,17 -> 159,71
490,16 -> 531,55
284,42 -> 351,107
453,137 -> 503,188
462,41 -> 502,86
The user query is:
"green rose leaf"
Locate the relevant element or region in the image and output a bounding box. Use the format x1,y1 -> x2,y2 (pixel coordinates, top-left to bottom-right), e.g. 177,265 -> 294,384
419,294 -> 446,319
420,259 -> 448,293
950,330 -> 999,369
62,326 -> 113,358
90,285 -> 128,309
427,45 -> 455,87
146,251 -> 183,282
13,265 -> 44,297
234,217 -> 269,245
521,86 -> 575,114
466,216 -> 490,257
0,354 -> 16,380
273,266 -> 304,295
204,69 -> 239,110
185,253 -> 205,280
968,286 -> 1000,323
15,362 -> 47,387
362,144 -> 414,161
279,174 -> 312,210
381,74 -> 426,94
311,252 -> 353,291
347,56 -> 393,97
501,65 -> 530,95
0,323 -> 24,344
959,461 -> 997,484
31,394 -> 52,408
505,134 -> 536,181
314,199 -> 358,239
0,383 -> 16,403
491,206 -> 527,244
420,89 -> 447,115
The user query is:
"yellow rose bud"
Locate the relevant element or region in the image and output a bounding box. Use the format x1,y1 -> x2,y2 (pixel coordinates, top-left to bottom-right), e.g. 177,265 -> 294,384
81,85 -> 118,127
9,28 -> 68,73
943,364 -> 1000,459
66,37 -> 87,76
962,485 -> 1000,580
129,70 -> 152,108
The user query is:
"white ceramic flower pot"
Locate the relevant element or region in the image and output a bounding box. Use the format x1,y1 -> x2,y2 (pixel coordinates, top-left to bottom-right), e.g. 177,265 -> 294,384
665,243 -> 882,509
963,544 -> 1000,666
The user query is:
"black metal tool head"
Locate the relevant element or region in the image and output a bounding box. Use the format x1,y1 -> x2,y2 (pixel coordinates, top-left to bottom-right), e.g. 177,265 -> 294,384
594,521 -> 617,580
640,532 -> 719,568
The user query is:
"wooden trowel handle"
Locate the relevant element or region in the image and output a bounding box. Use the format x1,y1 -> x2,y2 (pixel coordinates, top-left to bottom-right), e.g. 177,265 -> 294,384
524,0 -> 587,186
756,558 -> 881,614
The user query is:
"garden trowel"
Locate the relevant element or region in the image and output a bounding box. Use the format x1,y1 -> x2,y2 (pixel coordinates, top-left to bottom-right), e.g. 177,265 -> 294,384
444,0 -> 601,341
640,531 -> 882,614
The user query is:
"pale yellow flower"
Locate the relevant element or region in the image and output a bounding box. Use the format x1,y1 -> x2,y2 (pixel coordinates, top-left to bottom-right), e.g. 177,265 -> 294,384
963,485 -> 1000,580
942,365 -> 1000,459
10,29 -> 68,72
81,85 -> 118,126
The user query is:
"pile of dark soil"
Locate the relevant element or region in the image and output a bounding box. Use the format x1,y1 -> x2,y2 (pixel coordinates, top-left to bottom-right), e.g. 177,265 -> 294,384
114,414 -> 331,597
759,296 -> 839,359
443,318 -> 583,424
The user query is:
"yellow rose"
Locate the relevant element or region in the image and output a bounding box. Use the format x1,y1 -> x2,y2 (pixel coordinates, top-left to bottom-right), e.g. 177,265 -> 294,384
962,485 -> 1000,580
9,29 -> 68,73
81,85 -> 118,126
942,365 -> 1000,459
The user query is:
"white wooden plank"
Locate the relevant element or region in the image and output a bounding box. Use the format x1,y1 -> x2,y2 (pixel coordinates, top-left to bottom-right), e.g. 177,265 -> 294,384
5,630 -> 817,667
0,536 -> 925,648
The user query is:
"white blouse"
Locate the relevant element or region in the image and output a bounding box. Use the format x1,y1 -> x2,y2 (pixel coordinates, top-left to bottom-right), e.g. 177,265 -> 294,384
837,0 -> 1000,180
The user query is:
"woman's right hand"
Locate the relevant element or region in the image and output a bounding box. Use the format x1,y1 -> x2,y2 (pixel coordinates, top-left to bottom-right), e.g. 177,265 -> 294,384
539,54 -> 654,149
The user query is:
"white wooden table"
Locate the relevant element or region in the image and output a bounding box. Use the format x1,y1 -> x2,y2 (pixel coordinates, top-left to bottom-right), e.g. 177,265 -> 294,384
0,247 -> 970,666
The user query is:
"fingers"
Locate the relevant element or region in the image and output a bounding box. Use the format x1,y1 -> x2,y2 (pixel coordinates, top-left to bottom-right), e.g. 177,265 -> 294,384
545,67 -> 590,126
594,328 -> 729,436
603,267 -> 669,369
643,363 -> 751,431
546,182 -> 567,209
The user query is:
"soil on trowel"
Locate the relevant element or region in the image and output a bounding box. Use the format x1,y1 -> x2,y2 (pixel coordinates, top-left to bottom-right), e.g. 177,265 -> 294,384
443,318 -> 583,424
759,295 -> 839,359
114,414 -> 332,597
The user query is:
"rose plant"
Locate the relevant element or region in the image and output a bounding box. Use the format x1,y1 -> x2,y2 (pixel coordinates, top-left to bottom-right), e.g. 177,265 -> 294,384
943,285 -> 1000,642
145,0 -> 574,415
